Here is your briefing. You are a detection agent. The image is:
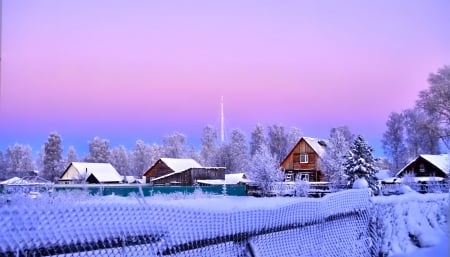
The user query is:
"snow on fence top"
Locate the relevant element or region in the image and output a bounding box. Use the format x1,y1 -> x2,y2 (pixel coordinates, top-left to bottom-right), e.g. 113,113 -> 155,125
0,189 -> 371,256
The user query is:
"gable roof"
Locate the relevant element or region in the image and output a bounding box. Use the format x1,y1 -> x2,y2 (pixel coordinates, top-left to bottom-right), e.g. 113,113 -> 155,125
160,158 -> 203,172
61,162 -> 122,182
281,137 -> 328,165
396,154 -> 449,176
303,137 -> 328,158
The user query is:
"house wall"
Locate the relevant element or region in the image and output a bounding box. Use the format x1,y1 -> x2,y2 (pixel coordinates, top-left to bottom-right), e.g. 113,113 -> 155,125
280,139 -> 323,182
144,161 -> 174,179
398,158 -> 447,178
60,165 -> 82,181
151,168 -> 226,186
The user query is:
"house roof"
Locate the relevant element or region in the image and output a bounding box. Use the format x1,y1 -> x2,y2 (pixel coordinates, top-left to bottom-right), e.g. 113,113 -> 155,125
396,154 -> 449,176
303,137 -> 328,158
281,137 -> 328,165
160,158 -> 203,172
63,162 -> 122,182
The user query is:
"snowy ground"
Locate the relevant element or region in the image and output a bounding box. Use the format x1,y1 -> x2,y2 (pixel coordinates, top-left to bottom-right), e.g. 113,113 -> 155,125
0,189 -> 448,257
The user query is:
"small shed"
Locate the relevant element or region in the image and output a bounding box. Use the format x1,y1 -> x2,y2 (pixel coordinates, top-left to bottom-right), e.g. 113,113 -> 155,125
396,154 -> 449,178
59,162 -> 122,184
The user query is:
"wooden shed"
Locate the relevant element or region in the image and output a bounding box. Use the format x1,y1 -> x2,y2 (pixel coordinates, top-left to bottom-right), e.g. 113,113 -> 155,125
396,154 -> 449,179
143,158 -> 226,185
280,137 -> 327,182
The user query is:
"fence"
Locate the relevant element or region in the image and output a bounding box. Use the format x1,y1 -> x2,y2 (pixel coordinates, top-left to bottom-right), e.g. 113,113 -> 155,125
0,189 -> 372,257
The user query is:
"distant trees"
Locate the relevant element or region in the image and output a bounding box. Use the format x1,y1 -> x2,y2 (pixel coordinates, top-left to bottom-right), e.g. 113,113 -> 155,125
250,123 -> 267,156
130,140 -> 153,177
199,125 -> 218,166
382,112 -> 408,171
66,146 -> 78,165
42,132 -> 64,181
5,144 -> 36,178
85,137 -> 111,163
110,145 -> 130,176
247,145 -> 284,196
344,135 -> 378,191
267,124 -> 289,163
216,129 -> 249,172
162,132 -> 187,158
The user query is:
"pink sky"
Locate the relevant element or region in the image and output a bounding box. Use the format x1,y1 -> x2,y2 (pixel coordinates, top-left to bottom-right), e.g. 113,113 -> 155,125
1,0 -> 450,156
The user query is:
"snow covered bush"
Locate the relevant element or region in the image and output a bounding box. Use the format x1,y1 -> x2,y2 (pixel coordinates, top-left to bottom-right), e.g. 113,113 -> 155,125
294,176 -> 310,197
344,135 -> 379,192
247,145 -> 284,197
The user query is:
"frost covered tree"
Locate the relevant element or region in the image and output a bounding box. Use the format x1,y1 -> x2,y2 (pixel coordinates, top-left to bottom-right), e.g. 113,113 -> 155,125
321,127 -> 353,187
0,151 -> 6,179
162,132 -> 186,158
250,123 -> 267,156
110,145 -> 130,176
5,144 -> 36,178
382,112 -> 408,171
130,140 -> 153,176
42,132 -> 64,181
65,146 -> 78,165
343,135 -> 378,191
403,107 -> 440,157
199,125 -> 218,166
247,145 -> 284,196
267,124 -> 288,163
287,126 -> 303,150
215,129 -> 249,172
85,137 -> 111,163
417,65 -> 450,150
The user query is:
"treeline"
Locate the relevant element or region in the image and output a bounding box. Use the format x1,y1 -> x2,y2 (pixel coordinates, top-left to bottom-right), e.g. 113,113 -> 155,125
382,65 -> 450,171
0,124 -> 304,181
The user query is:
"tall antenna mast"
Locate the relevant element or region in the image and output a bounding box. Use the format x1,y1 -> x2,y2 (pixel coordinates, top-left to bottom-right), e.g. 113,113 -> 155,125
221,96 -> 224,143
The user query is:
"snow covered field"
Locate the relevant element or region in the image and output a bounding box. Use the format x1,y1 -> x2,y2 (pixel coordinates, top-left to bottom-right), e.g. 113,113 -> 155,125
0,189 -> 448,257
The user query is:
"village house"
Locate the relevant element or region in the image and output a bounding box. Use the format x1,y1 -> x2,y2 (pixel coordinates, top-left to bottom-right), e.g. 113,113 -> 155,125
143,158 -> 226,186
280,137 -> 327,182
59,162 -> 122,184
396,154 -> 449,182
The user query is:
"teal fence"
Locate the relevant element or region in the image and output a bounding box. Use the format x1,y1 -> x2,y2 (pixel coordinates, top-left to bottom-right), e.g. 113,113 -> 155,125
53,184 -> 247,197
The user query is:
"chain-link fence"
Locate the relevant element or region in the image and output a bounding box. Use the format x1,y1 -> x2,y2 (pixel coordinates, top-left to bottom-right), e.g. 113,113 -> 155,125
0,190 -> 372,257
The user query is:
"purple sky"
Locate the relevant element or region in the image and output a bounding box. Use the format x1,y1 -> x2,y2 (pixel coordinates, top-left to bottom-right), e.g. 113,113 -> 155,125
1,0 -> 450,157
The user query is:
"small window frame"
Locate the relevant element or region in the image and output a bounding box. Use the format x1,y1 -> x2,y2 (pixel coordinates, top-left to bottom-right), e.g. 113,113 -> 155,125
300,154 -> 309,163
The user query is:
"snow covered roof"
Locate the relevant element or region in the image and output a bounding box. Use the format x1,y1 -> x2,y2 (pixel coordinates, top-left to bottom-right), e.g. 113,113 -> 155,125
0,177 -> 22,185
303,137 -> 328,158
396,154 -> 449,176
160,158 -> 203,172
225,173 -> 251,184
66,162 -> 122,183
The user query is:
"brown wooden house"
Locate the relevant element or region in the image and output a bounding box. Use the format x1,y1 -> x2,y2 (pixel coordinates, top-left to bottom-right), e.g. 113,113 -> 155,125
396,154 -> 449,179
280,137 -> 327,182
143,158 -> 226,185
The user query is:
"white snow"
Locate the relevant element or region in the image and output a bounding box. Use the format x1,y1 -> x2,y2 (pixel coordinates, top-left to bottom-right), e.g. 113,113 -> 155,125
160,158 -> 203,172
352,178 -> 369,189
303,137 -> 327,158
396,154 -> 449,176
67,162 -> 122,183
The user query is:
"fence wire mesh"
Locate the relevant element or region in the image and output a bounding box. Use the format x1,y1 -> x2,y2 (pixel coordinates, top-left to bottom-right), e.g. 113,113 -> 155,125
0,190 -> 372,257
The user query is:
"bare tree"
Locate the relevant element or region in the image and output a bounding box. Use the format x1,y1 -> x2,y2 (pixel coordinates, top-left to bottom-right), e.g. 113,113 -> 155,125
162,132 -> 187,158
199,125 -> 218,166
110,145 -> 130,176
250,123 -> 267,156
42,132 -> 64,181
85,137 -> 111,163
267,124 -> 288,163
382,112 -> 408,171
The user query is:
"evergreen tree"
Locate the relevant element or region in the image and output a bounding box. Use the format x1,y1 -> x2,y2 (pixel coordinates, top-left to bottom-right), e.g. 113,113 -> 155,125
343,135 -> 378,191
247,144 -> 284,196
321,127 -> 353,187
42,132 -> 64,181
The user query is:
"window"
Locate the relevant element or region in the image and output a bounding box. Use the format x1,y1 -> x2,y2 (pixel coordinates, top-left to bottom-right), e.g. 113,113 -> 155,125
419,164 -> 425,173
300,154 -> 309,163
297,173 -> 309,181
285,173 -> 293,182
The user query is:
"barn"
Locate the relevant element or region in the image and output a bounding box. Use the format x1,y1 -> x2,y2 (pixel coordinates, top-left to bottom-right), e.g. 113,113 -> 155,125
143,158 -> 226,185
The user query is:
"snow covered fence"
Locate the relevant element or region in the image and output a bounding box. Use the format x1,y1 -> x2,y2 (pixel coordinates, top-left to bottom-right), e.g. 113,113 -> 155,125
0,190 -> 372,257
370,193 -> 449,257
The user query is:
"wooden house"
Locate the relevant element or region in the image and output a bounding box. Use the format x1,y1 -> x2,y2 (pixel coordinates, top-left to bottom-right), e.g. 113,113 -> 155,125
396,154 -> 449,179
59,162 -> 122,184
280,137 -> 327,182
143,158 -> 226,185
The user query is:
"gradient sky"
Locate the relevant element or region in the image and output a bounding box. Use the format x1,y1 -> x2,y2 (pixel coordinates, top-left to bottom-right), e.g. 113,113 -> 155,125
1,0 -> 450,157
